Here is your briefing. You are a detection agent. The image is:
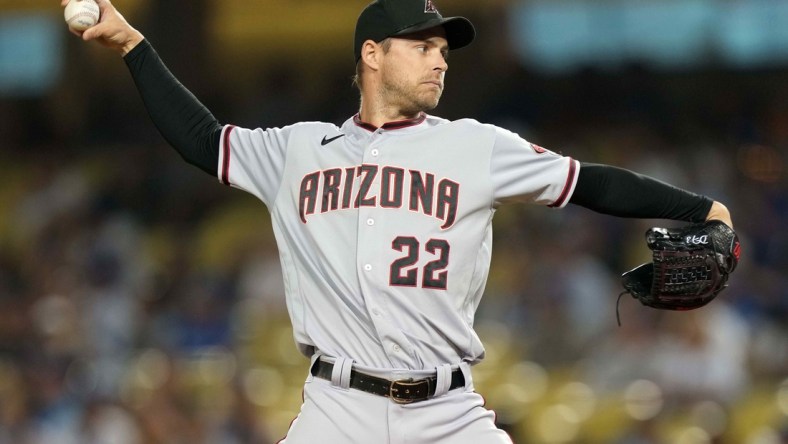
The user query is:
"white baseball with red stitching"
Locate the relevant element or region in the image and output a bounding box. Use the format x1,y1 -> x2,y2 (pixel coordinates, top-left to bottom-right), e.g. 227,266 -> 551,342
64,0 -> 100,32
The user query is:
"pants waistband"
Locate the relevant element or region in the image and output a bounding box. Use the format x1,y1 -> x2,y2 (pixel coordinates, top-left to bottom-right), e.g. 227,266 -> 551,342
310,358 -> 465,404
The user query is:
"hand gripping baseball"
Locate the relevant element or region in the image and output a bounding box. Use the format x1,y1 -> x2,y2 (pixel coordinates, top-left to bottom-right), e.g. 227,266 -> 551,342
61,0 -> 144,56
617,220 -> 741,324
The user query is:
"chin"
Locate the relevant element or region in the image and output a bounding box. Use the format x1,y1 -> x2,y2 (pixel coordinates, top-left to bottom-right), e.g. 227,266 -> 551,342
399,93 -> 441,114
418,97 -> 441,112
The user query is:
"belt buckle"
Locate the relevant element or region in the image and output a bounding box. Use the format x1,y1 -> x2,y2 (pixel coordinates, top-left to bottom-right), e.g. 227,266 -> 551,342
389,378 -> 430,404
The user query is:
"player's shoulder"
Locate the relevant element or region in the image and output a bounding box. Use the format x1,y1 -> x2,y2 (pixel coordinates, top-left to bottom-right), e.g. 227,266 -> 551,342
426,115 -> 498,133
283,120 -> 340,133
424,115 -> 535,144
235,120 -> 338,138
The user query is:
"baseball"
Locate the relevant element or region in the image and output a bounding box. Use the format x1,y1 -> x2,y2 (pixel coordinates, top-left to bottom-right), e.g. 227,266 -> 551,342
64,0 -> 100,32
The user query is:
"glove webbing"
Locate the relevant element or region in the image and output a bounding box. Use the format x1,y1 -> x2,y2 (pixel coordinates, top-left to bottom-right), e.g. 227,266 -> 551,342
654,252 -> 715,295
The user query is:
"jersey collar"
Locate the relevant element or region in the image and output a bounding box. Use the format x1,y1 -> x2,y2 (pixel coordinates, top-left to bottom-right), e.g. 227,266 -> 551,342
352,112 -> 427,132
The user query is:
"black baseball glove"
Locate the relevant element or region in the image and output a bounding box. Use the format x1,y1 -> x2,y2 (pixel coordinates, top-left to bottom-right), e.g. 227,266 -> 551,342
618,220 -> 740,322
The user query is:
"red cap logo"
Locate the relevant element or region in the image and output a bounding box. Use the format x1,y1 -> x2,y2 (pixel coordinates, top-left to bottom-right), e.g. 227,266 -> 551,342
425,0 -> 439,13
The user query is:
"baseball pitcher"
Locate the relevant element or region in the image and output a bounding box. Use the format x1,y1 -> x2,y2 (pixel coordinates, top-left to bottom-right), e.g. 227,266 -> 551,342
62,0 -> 739,442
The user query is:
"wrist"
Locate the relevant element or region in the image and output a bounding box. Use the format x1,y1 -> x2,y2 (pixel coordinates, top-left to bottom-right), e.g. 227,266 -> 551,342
121,31 -> 145,56
706,201 -> 733,229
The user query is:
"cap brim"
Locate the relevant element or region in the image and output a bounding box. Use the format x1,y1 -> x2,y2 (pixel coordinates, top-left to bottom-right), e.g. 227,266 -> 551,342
392,16 -> 476,51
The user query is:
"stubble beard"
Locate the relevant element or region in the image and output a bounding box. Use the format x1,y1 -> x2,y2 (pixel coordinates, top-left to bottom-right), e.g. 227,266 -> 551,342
381,71 -> 442,116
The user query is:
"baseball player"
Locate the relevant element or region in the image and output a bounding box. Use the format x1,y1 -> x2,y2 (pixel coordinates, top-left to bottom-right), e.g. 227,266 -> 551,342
64,0 -> 735,442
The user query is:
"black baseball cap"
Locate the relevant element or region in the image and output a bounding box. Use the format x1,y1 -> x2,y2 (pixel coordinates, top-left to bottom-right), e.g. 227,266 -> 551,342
354,0 -> 476,61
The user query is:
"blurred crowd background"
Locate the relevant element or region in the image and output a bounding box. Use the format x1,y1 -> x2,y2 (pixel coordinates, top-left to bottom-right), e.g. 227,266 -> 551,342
1,0 -> 787,443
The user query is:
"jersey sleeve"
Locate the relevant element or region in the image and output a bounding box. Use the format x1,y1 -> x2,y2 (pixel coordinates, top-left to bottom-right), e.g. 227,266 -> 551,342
490,126 -> 579,208
217,124 -> 290,207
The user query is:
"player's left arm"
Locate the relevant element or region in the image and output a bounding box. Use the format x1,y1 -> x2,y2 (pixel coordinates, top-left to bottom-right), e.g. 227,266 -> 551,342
704,200 -> 733,229
569,163 -> 733,228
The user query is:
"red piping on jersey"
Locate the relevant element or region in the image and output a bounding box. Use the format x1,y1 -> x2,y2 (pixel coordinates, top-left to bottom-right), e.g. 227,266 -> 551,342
548,158 -> 577,208
221,125 -> 236,186
353,113 -> 427,132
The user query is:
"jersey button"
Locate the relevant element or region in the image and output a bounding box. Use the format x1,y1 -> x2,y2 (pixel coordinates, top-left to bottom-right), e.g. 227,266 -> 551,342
366,218 -> 374,226
364,264 -> 372,271
371,149 -> 379,156
392,344 -> 401,353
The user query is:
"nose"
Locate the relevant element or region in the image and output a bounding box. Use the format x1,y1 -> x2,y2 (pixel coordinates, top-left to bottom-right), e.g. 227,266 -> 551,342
434,56 -> 448,73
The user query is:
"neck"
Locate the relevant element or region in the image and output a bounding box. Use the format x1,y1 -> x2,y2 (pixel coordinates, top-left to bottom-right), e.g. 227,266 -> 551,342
358,102 -> 422,129
358,85 -> 423,128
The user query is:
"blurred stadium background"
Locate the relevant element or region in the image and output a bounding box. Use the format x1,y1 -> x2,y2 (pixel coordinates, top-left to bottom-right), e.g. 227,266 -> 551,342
1,0 -> 787,442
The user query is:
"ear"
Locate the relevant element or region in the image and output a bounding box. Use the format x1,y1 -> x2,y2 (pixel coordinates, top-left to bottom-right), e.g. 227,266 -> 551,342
360,39 -> 383,71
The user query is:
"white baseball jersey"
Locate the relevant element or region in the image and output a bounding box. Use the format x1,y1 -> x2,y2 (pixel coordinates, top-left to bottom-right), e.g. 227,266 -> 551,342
218,113 -> 578,371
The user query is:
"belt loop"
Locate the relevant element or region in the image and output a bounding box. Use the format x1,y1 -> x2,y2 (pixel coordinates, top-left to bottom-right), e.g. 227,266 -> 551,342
433,364 -> 452,397
459,362 -> 472,390
331,357 -> 353,390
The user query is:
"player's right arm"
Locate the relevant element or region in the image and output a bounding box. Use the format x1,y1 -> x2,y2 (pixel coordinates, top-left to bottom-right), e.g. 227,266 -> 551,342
61,0 -> 143,56
61,0 -> 221,175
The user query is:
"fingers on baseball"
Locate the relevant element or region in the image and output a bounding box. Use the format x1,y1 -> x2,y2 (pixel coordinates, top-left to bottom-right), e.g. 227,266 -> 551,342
95,0 -> 114,15
80,10 -> 111,40
81,24 -> 103,41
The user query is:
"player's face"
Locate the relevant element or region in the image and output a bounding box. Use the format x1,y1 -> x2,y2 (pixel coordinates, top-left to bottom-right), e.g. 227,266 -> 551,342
378,28 -> 449,114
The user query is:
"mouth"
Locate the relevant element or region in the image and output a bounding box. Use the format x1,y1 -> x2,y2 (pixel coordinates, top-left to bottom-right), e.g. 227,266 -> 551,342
423,80 -> 443,90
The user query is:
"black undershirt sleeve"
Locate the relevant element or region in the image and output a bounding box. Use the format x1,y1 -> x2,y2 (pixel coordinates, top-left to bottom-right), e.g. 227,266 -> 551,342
123,39 -> 221,175
569,162 -> 713,223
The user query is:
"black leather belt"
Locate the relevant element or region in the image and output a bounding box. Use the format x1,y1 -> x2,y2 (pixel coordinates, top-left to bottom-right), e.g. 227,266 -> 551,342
311,359 -> 465,404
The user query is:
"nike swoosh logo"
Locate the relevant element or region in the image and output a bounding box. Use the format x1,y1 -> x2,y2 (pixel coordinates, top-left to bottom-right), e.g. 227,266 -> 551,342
321,134 -> 345,146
